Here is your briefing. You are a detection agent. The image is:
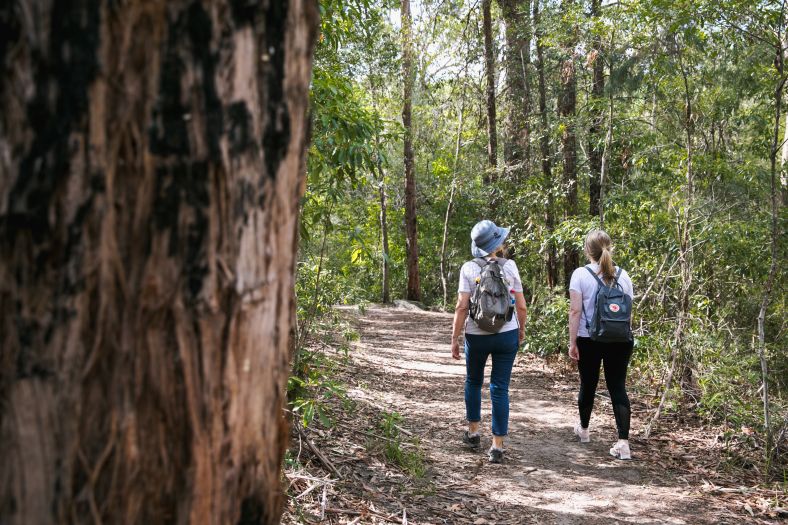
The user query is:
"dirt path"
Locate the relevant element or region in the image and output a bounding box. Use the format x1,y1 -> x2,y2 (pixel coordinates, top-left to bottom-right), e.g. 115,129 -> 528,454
324,305 -> 749,524
285,305 -> 780,523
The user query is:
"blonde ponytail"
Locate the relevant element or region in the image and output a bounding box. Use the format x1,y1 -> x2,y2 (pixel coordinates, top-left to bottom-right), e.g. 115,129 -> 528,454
598,246 -> 615,284
584,230 -> 616,284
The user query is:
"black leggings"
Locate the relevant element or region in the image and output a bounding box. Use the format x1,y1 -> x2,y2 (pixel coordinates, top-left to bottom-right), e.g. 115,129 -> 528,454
577,337 -> 634,439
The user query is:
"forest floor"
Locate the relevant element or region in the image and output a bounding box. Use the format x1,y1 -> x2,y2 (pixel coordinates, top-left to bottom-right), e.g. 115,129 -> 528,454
283,305 -> 786,524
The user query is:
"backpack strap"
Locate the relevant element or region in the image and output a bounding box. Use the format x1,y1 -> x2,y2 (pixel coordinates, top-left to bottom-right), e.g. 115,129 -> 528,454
584,265 -> 605,287
473,257 -> 508,268
581,265 -> 610,333
581,302 -> 591,333
472,257 -> 488,269
585,265 -> 623,287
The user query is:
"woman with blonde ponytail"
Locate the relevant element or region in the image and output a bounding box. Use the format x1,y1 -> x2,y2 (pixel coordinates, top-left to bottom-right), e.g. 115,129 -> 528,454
567,230 -> 635,459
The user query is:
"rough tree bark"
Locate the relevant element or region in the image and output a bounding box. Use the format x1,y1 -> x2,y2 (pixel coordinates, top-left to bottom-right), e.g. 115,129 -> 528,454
533,0 -> 558,288
0,0 -> 317,523
401,0 -> 421,301
559,0 -> 579,293
483,0 -> 498,175
588,0 -> 604,216
499,0 -> 531,182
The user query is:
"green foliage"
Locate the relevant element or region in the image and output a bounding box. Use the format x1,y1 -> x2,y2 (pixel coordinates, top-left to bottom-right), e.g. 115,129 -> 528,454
522,288 -> 569,357
376,411 -> 426,478
289,325 -> 352,428
288,310 -> 364,468
298,0 -> 788,474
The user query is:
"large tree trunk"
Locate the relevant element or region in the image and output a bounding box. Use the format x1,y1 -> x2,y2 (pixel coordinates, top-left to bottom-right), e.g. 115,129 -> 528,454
559,0 -> 579,293
401,0 -> 421,301
483,0 -> 498,175
0,1 -> 317,523
533,0 -> 558,288
499,0 -> 531,182
588,0 -> 604,216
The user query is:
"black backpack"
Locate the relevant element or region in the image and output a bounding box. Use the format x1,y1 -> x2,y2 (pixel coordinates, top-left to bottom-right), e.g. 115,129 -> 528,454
582,266 -> 633,343
468,258 -> 514,333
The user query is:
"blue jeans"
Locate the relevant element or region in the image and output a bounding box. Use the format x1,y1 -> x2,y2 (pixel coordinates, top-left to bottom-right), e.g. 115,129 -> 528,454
464,329 -> 519,436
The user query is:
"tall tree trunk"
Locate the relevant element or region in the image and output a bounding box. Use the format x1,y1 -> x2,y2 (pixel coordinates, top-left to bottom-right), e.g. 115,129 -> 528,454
599,27 -> 616,227
645,33 -> 696,438
0,1 -> 317,523
401,0 -> 421,301
559,0 -> 579,293
757,24 -> 786,458
483,0 -> 498,176
533,0 -> 558,288
499,0 -> 531,182
599,68 -> 614,228
375,147 -> 391,304
782,112 -> 788,207
676,36 -> 697,397
588,0 -> 604,216
441,104 -> 465,309
781,29 -> 788,207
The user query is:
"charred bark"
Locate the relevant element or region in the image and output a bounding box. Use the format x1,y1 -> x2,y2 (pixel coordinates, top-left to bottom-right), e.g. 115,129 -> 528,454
0,0 -> 318,523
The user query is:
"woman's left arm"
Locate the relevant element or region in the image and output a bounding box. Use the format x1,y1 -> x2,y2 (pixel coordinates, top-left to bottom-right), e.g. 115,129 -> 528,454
514,292 -> 527,341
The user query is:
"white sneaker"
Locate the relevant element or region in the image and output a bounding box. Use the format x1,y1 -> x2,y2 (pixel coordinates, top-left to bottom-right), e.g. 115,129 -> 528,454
609,440 -> 631,460
574,423 -> 590,443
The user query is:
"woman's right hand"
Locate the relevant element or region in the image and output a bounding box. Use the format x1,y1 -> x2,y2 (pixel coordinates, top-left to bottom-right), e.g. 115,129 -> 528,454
451,339 -> 461,360
568,343 -> 579,361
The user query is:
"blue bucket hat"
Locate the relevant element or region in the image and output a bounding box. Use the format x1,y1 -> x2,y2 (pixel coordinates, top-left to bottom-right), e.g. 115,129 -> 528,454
470,220 -> 510,258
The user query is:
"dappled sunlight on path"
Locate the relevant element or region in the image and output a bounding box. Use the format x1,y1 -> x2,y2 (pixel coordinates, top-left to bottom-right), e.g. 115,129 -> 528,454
338,305 -> 737,524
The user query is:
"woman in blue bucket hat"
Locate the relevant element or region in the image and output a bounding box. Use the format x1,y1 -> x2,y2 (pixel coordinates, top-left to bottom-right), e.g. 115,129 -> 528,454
450,220 -> 528,463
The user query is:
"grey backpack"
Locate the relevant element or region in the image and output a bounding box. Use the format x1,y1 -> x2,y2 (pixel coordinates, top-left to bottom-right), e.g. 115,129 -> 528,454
583,266 -> 633,343
468,258 -> 514,333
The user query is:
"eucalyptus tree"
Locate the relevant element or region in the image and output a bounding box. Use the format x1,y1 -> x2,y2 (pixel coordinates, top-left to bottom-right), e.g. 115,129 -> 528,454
559,0 -> 580,292
588,0 -> 605,216
499,0 -> 532,182
0,0 -> 317,523
483,0 -> 499,175
533,0 -> 559,288
402,0 -> 422,301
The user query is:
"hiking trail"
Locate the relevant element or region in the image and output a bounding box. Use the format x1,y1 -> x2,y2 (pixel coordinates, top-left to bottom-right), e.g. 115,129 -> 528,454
284,305 -> 781,524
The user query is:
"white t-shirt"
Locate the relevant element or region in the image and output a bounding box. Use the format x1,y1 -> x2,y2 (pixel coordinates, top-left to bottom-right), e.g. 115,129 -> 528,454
458,258 -> 524,335
569,263 -> 634,338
